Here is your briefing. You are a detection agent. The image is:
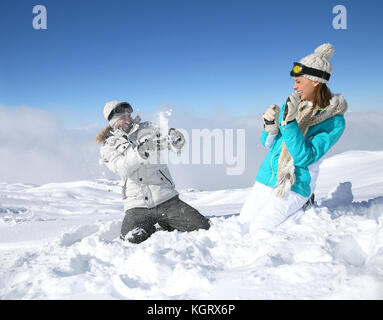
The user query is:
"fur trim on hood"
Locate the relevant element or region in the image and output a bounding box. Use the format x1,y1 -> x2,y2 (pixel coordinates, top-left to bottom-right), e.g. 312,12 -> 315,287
96,125 -> 112,144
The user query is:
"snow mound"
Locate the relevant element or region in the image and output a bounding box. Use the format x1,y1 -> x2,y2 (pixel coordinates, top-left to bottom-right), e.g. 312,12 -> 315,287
316,150 -> 383,201
0,150 -> 382,299
319,182 -> 354,209
331,235 -> 367,266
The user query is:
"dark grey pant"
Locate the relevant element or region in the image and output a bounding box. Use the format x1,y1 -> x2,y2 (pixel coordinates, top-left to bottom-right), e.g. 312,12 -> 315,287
120,196 -> 210,243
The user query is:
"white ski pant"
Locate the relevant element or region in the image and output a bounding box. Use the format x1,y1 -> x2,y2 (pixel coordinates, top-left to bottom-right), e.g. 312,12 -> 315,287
239,181 -> 309,232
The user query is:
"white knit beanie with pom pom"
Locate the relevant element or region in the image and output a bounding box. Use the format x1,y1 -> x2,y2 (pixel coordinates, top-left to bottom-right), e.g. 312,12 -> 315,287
299,43 -> 334,84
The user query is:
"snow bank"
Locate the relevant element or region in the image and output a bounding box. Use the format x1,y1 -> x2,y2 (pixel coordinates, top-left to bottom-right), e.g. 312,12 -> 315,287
0,150 -> 382,299
316,150 -> 383,201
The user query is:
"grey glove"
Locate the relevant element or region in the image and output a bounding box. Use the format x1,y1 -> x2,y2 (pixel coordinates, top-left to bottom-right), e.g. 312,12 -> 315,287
136,127 -> 168,159
136,127 -> 186,159
262,104 -> 280,135
137,138 -> 156,159
153,129 -> 169,151
168,128 -> 185,152
281,92 -> 301,126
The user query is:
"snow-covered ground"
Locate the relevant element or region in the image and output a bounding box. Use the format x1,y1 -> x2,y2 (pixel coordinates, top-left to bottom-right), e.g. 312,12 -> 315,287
1,150 -> 383,299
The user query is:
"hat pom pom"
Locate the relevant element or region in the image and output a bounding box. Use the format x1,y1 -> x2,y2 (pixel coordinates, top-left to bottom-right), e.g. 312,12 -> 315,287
314,43 -> 334,60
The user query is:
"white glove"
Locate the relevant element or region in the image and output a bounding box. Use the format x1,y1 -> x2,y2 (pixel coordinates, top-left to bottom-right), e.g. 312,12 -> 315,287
262,104 -> 280,135
168,128 -> 185,152
281,92 -> 301,126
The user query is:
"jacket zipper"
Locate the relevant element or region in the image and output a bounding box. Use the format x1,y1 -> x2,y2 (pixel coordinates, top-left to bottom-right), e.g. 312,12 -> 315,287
267,142 -> 283,186
159,170 -> 173,185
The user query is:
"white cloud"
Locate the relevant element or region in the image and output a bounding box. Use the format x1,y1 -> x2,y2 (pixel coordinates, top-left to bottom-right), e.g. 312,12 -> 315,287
0,104 -> 102,184
0,104 -> 380,190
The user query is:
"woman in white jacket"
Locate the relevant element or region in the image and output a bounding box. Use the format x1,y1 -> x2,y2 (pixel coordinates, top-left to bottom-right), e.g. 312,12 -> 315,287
97,101 -> 210,243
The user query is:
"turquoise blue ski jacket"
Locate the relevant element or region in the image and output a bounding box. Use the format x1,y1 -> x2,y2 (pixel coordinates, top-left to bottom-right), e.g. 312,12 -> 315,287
256,102 -> 346,197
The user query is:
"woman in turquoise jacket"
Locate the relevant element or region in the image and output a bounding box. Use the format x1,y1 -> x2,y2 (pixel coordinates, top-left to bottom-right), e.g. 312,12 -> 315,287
239,43 -> 347,232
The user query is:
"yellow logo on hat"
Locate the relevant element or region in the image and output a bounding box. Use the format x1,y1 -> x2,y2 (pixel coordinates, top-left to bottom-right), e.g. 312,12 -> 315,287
293,65 -> 302,74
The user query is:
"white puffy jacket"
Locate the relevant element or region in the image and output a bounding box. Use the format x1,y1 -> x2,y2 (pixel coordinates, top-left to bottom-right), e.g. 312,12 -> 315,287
97,121 -> 179,212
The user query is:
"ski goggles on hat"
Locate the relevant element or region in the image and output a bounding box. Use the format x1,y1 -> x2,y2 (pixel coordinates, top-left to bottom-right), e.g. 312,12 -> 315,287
290,62 -> 331,81
108,102 -> 133,121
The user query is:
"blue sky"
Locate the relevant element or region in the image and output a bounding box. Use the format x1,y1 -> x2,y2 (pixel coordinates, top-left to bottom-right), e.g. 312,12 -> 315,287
1,0 -> 382,127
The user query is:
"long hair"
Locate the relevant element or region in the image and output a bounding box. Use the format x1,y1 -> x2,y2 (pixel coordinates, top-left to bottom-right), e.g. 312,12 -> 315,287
312,83 -> 332,108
